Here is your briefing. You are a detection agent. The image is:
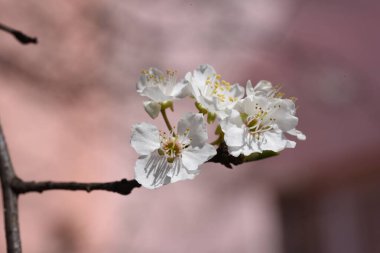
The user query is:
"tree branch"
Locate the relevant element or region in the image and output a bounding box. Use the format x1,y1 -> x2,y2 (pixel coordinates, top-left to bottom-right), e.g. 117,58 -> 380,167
0,116 -> 275,253
0,123 -> 22,253
12,178 -> 141,196
0,23 -> 37,45
10,143 -> 275,195
207,141 -> 278,168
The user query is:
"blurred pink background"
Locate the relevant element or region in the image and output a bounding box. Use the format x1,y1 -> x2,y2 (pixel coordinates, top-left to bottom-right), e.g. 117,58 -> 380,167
1,1 -> 380,252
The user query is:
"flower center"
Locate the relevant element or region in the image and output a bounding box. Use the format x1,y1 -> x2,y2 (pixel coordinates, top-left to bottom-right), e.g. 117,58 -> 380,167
158,129 -> 190,163
162,139 -> 182,157
241,106 -> 275,140
204,73 -> 238,103
141,69 -> 178,93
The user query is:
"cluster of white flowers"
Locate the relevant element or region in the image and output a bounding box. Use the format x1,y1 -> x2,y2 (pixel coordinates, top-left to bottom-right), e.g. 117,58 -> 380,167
131,64 -> 305,189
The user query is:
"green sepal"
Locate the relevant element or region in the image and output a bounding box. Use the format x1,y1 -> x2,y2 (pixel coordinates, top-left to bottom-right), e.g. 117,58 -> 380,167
207,112 -> 216,124
243,150 -> 278,163
195,102 -> 208,114
161,100 -> 174,111
214,125 -> 223,135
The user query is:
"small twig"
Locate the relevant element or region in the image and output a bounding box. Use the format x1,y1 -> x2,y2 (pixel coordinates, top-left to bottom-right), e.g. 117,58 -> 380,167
160,108 -> 173,132
12,178 -> 141,195
0,123 -> 22,253
0,23 -> 37,45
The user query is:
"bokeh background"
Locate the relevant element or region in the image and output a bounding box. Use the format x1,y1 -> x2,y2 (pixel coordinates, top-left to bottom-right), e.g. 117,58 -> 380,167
1,0 -> 380,252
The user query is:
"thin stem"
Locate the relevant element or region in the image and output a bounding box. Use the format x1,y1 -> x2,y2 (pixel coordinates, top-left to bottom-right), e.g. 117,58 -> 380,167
0,123 -> 22,253
160,108 -> 173,132
12,178 -> 141,196
0,23 -> 37,45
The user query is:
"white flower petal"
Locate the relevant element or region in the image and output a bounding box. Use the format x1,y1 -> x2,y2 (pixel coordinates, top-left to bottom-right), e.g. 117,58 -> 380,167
194,64 -> 216,87
143,101 -> 161,119
241,96 -> 268,115
223,124 -> 245,147
246,80 -> 254,96
287,129 -> 306,140
137,68 -> 164,92
131,123 -> 160,155
187,64 -> 244,117
259,131 -> 289,152
225,109 -> 244,126
229,83 -> 245,99
140,85 -> 171,102
137,67 -> 186,102
134,156 -> 156,189
228,146 -> 244,157
247,80 -> 274,97
271,100 -> 299,132
185,72 -> 201,99
187,64 -> 215,96
182,144 -> 216,171
177,113 -> 208,148
134,154 -> 171,189
275,114 -> 299,132
286,140 -> 296,148
170,169 -> 198,183
200,95 -> 219,114
215,110 -> 228,120
169,79 -> 190,98
169,159 -> 199,183
221,110 -> 245,148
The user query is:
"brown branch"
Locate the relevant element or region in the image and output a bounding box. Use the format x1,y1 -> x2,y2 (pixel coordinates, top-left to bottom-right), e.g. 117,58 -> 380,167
207,141 -> 278,168
0,123 -> 22,253
12,178 -> 141,195
0,23 -> 37,45
10,143 -> 274,195
0,120 -> 140,252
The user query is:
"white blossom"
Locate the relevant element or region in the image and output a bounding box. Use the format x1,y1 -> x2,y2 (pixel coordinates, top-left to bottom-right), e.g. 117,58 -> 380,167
131,113 -> 216,189
185,64 -> 244,119
137,68 -> 189,118
221,81 -> 305,156
246,80 -> 275,97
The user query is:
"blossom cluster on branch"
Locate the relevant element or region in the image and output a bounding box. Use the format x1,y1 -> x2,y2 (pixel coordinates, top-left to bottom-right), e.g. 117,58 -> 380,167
131,64 -> 305,189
